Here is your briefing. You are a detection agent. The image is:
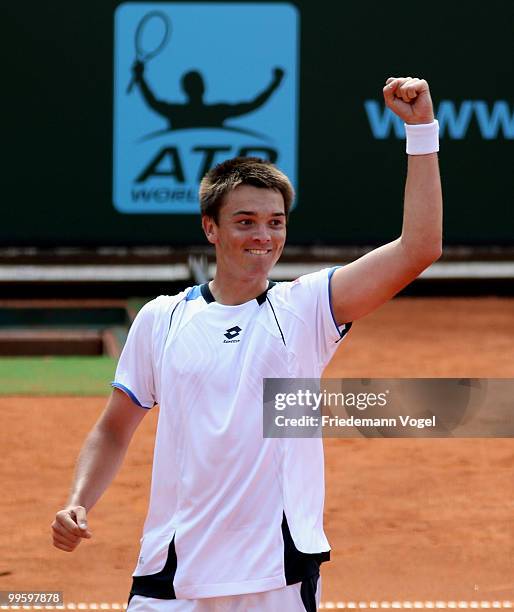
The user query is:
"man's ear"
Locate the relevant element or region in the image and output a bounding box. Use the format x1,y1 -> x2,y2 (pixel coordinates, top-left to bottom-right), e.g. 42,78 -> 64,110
202,215 -> 218,245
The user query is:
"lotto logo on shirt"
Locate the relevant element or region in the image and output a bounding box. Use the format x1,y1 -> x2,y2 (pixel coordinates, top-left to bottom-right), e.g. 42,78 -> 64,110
224,326 -> 242,343
113,2 -> 299,214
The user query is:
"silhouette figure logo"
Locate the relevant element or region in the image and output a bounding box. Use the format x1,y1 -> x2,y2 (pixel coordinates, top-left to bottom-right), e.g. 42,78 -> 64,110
113,3 -> 299,214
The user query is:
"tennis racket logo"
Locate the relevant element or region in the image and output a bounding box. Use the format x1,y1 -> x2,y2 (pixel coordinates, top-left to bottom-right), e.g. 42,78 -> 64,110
127,11 -> 171,94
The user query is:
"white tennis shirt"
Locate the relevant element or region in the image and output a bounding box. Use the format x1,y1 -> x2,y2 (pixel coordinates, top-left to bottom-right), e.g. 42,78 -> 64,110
113,268 -> 351,599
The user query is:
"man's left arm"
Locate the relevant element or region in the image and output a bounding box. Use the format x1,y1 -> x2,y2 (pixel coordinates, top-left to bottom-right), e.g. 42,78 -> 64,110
331,76 -> 442,325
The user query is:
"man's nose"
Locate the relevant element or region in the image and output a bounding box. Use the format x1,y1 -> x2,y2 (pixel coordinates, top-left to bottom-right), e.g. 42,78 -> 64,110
252,224 -> 271,243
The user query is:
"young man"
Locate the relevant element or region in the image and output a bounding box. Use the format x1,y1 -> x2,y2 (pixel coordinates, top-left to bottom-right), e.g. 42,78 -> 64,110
52,77 -> 442,611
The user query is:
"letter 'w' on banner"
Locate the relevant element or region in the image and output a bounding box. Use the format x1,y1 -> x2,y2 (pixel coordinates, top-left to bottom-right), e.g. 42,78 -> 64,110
113,2 -> 299,214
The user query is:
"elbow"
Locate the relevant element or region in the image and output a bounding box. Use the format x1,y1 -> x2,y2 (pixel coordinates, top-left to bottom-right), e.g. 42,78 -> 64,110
415,244 -> 442,271
93,419 -> 130,450
423,242 -> 443,264
402,240 -> 442,273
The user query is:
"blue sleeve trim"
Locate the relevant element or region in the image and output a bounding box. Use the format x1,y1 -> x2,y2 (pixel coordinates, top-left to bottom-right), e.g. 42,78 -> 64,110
111,382 -> 153,409
185,285 -> 201,301
328,266 -> 353,341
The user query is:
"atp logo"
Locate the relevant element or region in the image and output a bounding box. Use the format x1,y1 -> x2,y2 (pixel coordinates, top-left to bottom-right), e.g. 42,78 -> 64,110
113,2 -> 299,214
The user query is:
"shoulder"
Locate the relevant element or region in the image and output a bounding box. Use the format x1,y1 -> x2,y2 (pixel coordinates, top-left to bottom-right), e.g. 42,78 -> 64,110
270,268 -> 334,303
131,288 -> 192,327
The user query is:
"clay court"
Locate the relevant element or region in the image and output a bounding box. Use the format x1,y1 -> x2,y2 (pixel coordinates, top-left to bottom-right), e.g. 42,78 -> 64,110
1,296 -> 513,606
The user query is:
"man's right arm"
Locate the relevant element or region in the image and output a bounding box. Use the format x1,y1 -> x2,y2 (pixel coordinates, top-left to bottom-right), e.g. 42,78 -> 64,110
51,388 -> 148,552
132,61 -> 170,118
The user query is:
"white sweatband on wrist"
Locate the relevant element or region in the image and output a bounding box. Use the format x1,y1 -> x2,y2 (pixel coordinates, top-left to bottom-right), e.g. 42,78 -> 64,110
405,119 -> 439,155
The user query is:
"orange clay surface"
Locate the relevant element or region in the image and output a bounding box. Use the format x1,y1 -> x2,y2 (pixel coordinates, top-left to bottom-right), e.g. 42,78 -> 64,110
1,297 -> 514,604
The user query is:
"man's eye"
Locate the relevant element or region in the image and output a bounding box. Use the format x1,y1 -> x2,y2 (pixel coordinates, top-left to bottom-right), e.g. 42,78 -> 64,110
270,219 -> 283,226
239,219 -> 252,225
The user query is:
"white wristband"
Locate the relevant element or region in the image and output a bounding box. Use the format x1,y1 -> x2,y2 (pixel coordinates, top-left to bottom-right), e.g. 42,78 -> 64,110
405,120 -> 439,155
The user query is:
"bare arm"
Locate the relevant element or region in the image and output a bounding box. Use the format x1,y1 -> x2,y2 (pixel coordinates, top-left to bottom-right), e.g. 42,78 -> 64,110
133,61 -> 171,118
331,77 -> 442,324
224,68 -> 284,118
51,388 -> 148,551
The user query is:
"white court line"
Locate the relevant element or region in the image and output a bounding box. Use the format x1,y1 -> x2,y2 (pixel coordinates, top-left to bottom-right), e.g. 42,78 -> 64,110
2,602 -> 513,610
0,603 -> 513,611
318,606 -> 513,610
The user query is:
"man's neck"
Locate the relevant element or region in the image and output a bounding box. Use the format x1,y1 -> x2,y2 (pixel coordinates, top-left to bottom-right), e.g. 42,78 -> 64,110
209,273 -> 269,305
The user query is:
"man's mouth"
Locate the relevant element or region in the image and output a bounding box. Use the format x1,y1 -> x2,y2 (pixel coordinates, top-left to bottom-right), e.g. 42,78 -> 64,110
246,249 -> 271,255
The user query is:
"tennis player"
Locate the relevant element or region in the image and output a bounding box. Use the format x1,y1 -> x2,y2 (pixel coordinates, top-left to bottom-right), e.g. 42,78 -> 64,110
52,77 -> 442,611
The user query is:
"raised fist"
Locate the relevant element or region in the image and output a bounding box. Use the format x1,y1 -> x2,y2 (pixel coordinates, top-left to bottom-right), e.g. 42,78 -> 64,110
132,60 -> 145,81
383,77 -> 435,125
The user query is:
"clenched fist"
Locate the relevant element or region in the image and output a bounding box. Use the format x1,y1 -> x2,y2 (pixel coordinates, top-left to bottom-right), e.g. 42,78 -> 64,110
383,77 -> 435,125
51,505 -> 92,552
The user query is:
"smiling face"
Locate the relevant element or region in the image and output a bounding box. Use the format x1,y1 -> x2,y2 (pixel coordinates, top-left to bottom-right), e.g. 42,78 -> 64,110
202,184 -> 287,282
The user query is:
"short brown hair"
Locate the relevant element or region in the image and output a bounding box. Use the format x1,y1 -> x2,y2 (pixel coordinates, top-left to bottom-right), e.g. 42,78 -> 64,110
199,157 -> 295,223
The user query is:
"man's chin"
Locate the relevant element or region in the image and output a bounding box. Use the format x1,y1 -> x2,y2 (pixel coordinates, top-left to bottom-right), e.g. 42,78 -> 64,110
244,259 -> 277,277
